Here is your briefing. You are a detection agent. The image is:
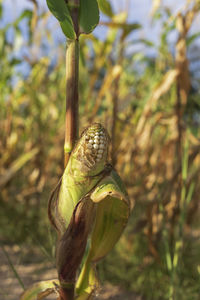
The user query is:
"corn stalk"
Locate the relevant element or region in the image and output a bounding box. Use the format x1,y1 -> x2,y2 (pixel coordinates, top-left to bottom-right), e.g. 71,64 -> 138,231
20,1 -> 130,300
64,39 -> 79,167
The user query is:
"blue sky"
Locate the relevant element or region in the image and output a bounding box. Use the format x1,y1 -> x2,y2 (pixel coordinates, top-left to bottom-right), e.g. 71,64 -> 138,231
2,0 -> 194,45
2,0 -> 200,47
1,0 -> 200,77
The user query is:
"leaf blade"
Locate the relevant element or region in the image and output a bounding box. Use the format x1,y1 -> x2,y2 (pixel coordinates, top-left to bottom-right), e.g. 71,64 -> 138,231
46,0 -> 70,22
60,19 -> 76,40
79,0 -> 99,34
97,0 -> 113,17
46,0 -> 76,39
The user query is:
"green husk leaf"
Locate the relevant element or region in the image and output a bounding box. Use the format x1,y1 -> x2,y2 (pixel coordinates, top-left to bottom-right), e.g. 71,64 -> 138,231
20,279 -> 59,300
75,291 -> 94,300
76,169 -> 130,297
49,123 -> 110,234
79,0 -> 99,34
75,259 -> 99,299
46,0 -> 76,39
88,169 -> 129,260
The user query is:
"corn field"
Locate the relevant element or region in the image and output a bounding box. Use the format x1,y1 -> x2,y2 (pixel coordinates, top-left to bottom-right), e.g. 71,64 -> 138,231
1,0 -> 200,299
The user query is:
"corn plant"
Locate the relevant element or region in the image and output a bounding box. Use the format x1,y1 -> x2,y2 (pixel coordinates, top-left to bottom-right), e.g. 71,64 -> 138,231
20,1 -> 130,300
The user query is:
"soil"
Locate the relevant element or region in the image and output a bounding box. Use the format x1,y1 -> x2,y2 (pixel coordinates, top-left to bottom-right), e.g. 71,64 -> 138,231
0,246 -> 143,300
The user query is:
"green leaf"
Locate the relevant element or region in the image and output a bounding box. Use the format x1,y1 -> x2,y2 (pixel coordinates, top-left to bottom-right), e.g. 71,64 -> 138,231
20,279 -> 59,300
16,9 -> 33,24
46,0 -> 76,39
104,21 -> 141,31
186,32 -> 200,47
0,3 -> 3,19
60,19 -> 76,39
79,0 -> 99,34
97,0 -> 113,17
12,9 -> 33,31
10,58 -> 22,65
136,38 -> 154,47
46,0 -> 70,22
129,38 -> 154,47
101,20 -> 141,39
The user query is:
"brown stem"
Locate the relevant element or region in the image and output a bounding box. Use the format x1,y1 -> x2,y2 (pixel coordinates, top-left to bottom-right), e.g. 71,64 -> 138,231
61,1 -> 80,298
57,199 -> 95,300
64,39 -> 79,167
69,0 -> 80,37
64,0 -> 80,167
59,286 -> 75,300
175,84 -> 182,160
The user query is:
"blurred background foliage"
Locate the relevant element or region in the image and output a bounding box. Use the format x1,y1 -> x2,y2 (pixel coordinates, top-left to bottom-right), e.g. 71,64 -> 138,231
1,0 -> 200,299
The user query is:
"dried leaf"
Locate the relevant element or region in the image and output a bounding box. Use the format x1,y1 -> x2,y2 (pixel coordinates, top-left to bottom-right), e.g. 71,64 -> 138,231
0,148 -> 39,188
151,0 -> 162,16
20,280 -> 59,300
136,69 -> 180,135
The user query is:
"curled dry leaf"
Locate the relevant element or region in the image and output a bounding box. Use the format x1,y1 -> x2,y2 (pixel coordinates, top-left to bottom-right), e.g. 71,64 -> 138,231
20,279 -> 59,300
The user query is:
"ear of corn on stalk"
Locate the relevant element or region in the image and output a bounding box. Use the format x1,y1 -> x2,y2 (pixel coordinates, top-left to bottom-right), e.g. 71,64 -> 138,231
49,123 -> 110,235
21,123 -> 130,300
53,123 -> 129,299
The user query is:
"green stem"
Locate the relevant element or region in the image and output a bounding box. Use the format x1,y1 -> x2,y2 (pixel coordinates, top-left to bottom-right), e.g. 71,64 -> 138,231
64,39 -> 79,167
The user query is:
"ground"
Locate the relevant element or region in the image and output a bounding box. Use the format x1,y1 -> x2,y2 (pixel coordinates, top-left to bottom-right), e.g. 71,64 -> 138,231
0,246 -> 143,300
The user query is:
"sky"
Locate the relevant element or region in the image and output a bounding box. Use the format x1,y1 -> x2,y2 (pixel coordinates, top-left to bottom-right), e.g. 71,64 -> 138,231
2,0 -> 193,45
1,0 -> 200,76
